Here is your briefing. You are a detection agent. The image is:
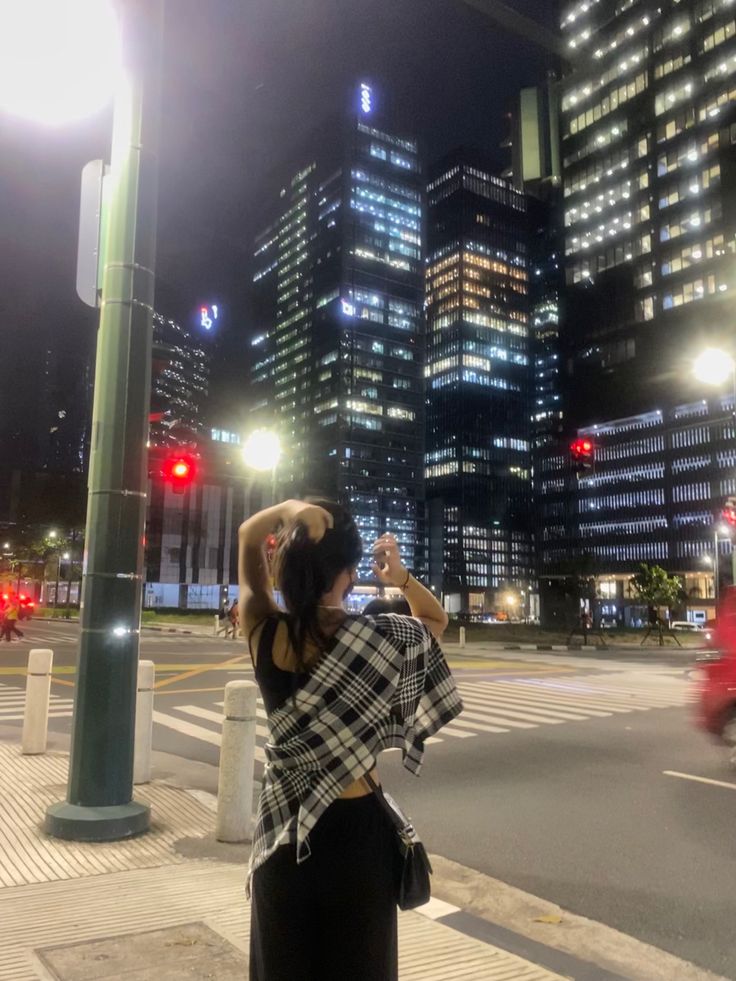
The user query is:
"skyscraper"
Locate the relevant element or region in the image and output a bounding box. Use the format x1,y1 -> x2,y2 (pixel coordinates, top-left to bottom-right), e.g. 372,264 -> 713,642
251,85 -> 425,584
560,0 -> 736,420
538,0 -> 736,621
149,310 -> 210,446
425,149 -> 533,615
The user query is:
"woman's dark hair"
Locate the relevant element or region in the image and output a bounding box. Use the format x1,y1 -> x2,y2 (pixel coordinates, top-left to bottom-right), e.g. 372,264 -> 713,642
272,498 -> 362,671
363,597 -> 411,616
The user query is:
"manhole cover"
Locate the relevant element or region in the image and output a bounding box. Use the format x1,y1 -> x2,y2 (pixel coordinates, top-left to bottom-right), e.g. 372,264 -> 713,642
37,921 -> 247,979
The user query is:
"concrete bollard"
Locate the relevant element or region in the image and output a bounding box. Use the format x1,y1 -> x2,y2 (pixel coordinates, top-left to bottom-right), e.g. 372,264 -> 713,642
459,626 -> 466,648
216,680 -> 257,843
134,660 -> 155,785
214,614 -> 220,637
22,649 -> 53,755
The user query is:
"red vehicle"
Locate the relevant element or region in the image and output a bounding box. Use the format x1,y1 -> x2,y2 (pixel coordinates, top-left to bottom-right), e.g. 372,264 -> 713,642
0,592 -> 35,621
695,587 -> 736,744
18,594 -> 35,620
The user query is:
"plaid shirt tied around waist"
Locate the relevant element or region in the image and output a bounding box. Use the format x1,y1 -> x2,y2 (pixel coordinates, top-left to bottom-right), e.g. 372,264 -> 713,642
247,613 -> 463,893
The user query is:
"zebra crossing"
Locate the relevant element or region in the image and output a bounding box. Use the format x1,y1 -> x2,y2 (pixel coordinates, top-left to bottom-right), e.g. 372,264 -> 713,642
0,683 -> 74,723
14,626 -> 222,647
148,672 -> 693,764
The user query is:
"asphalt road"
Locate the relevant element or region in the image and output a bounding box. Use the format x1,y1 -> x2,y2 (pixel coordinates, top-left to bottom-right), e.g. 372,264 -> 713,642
2,620 -> 733,977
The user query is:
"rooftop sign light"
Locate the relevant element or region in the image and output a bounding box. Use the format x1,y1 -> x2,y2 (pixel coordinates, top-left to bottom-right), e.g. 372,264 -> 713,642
359,82 -> 373,114
200,304 -> 218,331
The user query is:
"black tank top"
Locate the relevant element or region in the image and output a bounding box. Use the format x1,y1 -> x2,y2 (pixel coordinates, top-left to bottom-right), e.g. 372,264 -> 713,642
254,616 -> 311,715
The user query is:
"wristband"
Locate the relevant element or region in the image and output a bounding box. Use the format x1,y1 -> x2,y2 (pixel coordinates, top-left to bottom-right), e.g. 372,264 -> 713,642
399,570 -> 411,590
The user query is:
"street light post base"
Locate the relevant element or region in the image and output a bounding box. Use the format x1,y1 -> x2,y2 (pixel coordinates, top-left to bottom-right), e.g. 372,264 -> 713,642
44,800 -> 150,842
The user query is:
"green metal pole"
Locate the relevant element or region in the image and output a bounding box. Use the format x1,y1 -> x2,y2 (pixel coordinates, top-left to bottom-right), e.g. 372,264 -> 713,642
45,0 -> 163,841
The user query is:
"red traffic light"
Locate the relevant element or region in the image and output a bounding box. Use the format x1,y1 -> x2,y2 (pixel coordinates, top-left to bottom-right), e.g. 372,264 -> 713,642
163,454 -> 197,492
570,438 -> 594,458
723,497 -> 736,526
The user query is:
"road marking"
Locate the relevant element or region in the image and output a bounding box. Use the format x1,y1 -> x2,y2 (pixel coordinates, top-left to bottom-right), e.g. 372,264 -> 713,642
473,682 -> 633,714
154,652 -> 249,690
663,770 -> 736,791
177,705 -> 271,739
438,716 -> 509,735
458,690 -> 591,721
151,710 -> 222,747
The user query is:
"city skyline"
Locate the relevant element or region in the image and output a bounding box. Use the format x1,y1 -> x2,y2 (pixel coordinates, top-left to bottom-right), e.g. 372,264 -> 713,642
0,0 -> 557,464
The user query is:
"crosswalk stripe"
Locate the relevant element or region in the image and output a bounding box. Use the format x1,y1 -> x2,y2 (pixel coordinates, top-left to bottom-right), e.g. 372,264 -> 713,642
513,678 -> 686,703
455,707 -> 538,729
458,687 -> 612,719
457,690 -> 593,721
151,710 -> 222,748
443,716 -> 509,734
481,681 -> 671,712
177,705 -> 271,739
460,700 -> 567,726
435,726 -> 475,739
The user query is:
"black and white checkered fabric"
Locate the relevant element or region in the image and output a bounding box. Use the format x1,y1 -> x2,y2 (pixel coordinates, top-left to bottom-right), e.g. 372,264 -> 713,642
247,613 -> 463,893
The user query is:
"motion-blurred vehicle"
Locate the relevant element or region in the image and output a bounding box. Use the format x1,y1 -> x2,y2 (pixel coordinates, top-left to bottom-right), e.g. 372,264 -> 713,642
18,595 -> 35,620
695,588 -> 736,742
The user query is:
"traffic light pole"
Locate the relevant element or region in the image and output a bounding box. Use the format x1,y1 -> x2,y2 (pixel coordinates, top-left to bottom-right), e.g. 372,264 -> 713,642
45,0 -> 163,841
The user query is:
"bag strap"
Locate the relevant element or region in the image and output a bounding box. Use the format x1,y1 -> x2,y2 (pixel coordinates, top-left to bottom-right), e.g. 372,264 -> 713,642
362,771 -> 409,834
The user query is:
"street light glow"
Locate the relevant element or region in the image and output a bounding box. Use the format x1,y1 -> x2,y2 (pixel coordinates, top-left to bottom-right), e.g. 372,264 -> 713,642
693,348 -> 735,387
242,430 -> 282,472
0,0 -> 121,125
49,530 -> 58,540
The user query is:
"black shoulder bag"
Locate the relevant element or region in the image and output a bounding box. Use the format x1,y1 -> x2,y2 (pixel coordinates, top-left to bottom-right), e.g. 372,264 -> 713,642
363,772 -> 432,910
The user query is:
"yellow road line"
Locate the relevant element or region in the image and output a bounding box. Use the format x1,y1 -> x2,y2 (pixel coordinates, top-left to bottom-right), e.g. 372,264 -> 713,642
154,651 -> 250,690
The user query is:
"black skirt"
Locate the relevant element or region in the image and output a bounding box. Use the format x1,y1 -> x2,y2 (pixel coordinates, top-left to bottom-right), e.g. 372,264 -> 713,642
249,793 -> 398,981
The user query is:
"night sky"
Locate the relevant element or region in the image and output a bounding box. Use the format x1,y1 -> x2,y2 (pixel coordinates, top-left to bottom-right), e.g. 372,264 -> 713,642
0,0 -> 557,447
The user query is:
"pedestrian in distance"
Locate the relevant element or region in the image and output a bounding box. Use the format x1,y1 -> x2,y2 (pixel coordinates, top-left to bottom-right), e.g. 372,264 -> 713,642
227,598 -> 239,639
239,497 -> 462,981
1,594 -> 24,642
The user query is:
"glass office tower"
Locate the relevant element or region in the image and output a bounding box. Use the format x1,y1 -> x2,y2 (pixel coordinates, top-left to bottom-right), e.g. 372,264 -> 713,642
425,149 -> 533,615
251,85 -> 425,586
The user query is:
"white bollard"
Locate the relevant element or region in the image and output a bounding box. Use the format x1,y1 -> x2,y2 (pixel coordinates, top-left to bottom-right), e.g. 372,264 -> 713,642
214,614 -> 220,637
22,649 -> 53,755
216,680 -> 257,843
459,626 -> 466,648
134,660 -> 155,785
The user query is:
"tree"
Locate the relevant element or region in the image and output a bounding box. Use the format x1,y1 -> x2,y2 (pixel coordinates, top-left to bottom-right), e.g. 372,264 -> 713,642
629,564 -> 685,646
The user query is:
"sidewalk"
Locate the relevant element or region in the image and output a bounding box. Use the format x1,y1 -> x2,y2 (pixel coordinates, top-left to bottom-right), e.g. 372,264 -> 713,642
0,740 -> 573,981
0,736 -> 724,981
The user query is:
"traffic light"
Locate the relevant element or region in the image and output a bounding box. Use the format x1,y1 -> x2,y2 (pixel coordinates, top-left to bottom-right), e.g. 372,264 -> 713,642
162,453 -> 196,494
570,437 -> 595,473
723,496 -> 736,527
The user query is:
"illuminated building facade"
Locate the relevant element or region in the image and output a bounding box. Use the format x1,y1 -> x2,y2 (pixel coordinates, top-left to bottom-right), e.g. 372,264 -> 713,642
150,311 -> 210,446
560,0 -> 736,419
538,0 -> 736,621
538,397 -> 731,624
425,149 -> 533,615
251,86 -> 425,585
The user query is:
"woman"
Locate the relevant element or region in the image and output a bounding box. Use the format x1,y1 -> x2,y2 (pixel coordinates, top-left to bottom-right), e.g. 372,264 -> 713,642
239,497 -> 462,981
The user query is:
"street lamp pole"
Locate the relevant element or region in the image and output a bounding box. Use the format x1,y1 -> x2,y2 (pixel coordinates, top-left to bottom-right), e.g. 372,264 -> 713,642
45,0 -> 164,841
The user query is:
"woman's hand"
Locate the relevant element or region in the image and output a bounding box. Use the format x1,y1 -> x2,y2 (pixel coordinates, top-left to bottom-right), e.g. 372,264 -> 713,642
371,534 -> 408,587
283,500 -> 334,542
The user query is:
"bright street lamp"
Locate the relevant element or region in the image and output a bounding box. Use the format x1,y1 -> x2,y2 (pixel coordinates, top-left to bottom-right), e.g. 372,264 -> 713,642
693,348 -> 735,387
243,430 -> 282,509
0,1 -> 120,125
242,430 -> 282,472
